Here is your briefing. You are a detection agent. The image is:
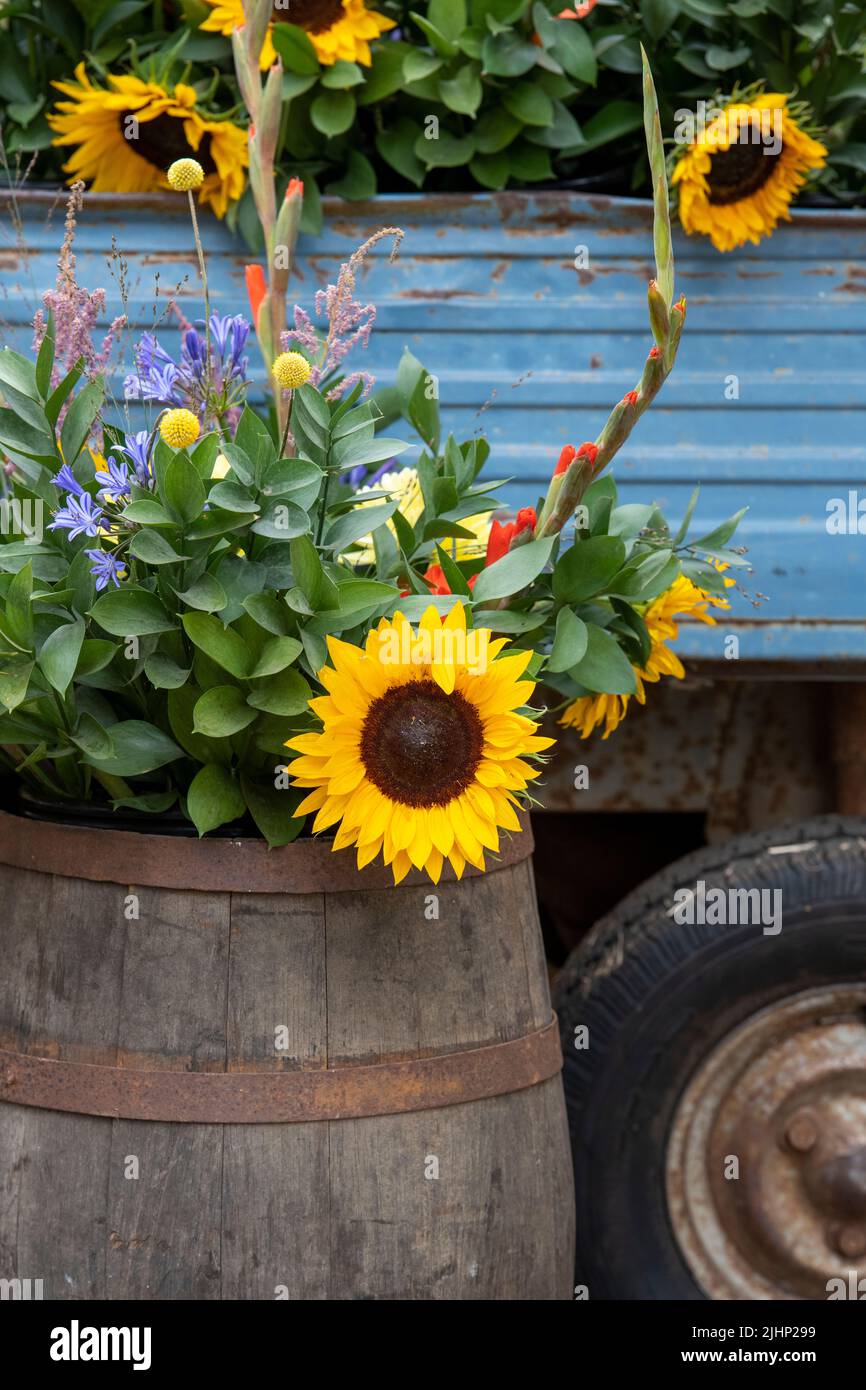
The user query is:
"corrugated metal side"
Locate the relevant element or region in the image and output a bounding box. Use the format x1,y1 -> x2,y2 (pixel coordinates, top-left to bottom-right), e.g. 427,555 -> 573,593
1,188 -> 864,661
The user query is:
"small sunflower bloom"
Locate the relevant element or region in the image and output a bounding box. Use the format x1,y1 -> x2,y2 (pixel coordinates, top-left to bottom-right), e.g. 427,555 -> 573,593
167,158 -> 205,191
160,408 -> 200,450
272,351 -> 311,390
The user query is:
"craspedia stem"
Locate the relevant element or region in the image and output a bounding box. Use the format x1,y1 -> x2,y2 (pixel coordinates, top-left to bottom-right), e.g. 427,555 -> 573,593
186,189 -> 212,368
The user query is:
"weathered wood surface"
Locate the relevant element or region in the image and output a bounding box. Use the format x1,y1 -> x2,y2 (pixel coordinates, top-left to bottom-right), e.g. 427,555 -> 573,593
0,831 -> 574,1300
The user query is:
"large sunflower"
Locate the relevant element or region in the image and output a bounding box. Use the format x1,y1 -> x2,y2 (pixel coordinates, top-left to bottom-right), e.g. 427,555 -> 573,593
201,0 -> 396,70
48,64 -> 247,219
672,93 -> 827,252
560,573 -> 729,739
285,602 -> 553,884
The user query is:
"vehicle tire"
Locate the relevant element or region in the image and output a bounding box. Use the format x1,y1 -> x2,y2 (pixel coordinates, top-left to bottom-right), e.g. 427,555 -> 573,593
553,816 -> 866,1301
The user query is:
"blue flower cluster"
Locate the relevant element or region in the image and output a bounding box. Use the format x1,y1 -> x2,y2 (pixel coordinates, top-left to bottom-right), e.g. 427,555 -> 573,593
47,429 -> 154,590
123,313 -> 250,427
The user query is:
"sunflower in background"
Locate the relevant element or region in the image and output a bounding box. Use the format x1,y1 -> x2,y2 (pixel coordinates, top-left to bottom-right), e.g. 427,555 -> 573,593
47,64 -> 247,219
672,91 -> 827,253
560,571 -> 733,740
201,0 -> 396,70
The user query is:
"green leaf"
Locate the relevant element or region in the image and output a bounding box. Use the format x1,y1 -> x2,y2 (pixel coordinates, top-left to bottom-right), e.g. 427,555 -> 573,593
44,360 -> 84,429
580,100 -> 643,151
410,11 -> 459,56
71,712 -> 113,761
82,719 -> 183,776
414,129 -> 477,168
429,0 -> 467,39
111,790 -> 178,814
271,22 -> 321,75
250,500 -> 309,540
143,652 -> 190,689
568,624 -> 637,695
128,530 -> 189,565
439,64 -> 483,117
552,536 -> 626,603
376,117 -> 426,187
240,774 -> 305,849
164,454 -> 206,525
326,150 -> 376,199
324,501 -> 398,551
76,638 -> 117,676
503,83 -> 553,127
122,499 -> 175,525
290,535 -> 339,611
548,607 -> 588,673
38,619 -> 84,694
546,11 -> 597,82
59,379 -> 103,464
475,106 -> 523,153
641,0 -> 681,38
0,661 -> 34,711
689,508 -> 747,553
90,586 -> 174,637
321,59 -> 365,88
310,89 -> 356,136
356,43 -> 406,102
705,44 -> 751,71
247,667 -> 312,716
208,480 -> 259,513
5,561 -> 34,648
35,311 -> 55,399
470,151 -> 511,190
508,140 -> 553,182
472,536 -> 555,604
182,612 -> 252,679
174,573 -> 228,613
193,685 -> 259,738
187,764 -> 246,836
242,593 -> 294,636
248,636 -> 303,679
481,32 -> 538,76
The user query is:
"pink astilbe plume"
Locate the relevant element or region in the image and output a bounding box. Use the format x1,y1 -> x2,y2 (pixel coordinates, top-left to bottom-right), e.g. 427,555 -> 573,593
284,226 -> 403,400
32,181 -> 126,397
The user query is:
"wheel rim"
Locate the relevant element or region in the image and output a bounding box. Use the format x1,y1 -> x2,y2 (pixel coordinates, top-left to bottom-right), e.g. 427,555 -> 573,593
666,985 -> 866,1300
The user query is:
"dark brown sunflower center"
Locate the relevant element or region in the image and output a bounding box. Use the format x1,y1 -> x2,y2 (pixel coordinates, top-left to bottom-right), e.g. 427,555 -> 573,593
272,0 -> 344,33
122,113 -> 216,176
707,141 -> 781,205
359,679 -> 484,808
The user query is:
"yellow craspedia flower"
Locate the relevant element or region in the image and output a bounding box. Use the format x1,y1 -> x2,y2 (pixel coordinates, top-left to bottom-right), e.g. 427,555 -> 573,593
160,409 -> 200,450
672,92 -> 827,252
201,0 -> 396,71
285,602 -> 554,885
167,158 -> 205,191
272,351 -> 311,390
559,572 -> 730,739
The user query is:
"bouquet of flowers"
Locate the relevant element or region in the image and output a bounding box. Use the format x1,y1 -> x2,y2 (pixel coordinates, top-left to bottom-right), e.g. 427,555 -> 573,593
0,50 -> 745,884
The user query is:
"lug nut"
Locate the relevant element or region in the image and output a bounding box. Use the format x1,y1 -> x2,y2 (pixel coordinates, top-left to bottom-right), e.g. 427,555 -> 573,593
785,1112 -> 818,1153
836,1225 -> 866,1259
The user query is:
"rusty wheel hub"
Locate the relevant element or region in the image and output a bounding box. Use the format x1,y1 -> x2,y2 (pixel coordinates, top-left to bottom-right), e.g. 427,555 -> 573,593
667,986 -> 866,1300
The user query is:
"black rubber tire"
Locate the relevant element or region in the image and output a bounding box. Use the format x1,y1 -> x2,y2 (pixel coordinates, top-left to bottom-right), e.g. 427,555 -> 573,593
552,816 -> 866,1301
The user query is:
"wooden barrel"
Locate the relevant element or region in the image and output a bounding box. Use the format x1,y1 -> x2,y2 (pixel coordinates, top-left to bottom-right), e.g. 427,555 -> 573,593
0,809 -> 573,1300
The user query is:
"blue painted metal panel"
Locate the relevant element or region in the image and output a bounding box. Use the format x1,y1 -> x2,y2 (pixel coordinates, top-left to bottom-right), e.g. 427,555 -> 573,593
1,188 -> 864,663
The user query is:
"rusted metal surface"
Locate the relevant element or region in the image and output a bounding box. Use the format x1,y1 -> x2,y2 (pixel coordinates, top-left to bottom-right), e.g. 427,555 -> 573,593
0,1016 -> 561,1123
667,986 -> 866,1300
0,807 -> 532,893
540,679 -> 835,825
831,683 -> 866,815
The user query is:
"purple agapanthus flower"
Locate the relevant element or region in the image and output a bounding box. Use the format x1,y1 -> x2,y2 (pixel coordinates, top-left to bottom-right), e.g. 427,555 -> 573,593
84,549 -> 127,591
94,457 -> 131,504
124,313 -> 251,432
52,463 -> 85,495
114,430 -> 153,486
48,492 -> 105,540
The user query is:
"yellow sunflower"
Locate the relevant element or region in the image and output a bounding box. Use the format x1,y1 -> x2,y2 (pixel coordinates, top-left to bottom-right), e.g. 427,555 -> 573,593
672,93 -> 827,252
559,573 -> 729,739
285,602 -> 554,884
201,0 -> 396,70
48,64 -> 247,219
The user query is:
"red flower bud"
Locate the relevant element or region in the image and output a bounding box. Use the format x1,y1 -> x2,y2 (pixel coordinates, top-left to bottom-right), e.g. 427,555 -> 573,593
623,390 -> 639,407
423,563 -> 452,596
515,506 -> 537,535
485,518 -> 516,567
649,346 -> 661,359
576,441 -> 598,465
286,177 -> 304,200
245,264 -> 267,328
554,444 -> 576,477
